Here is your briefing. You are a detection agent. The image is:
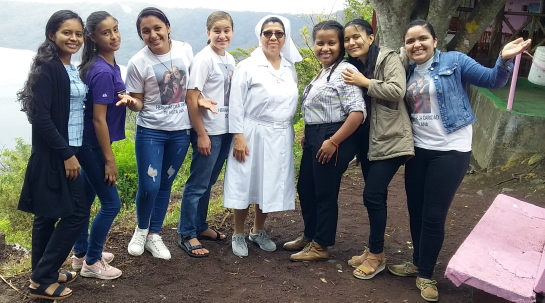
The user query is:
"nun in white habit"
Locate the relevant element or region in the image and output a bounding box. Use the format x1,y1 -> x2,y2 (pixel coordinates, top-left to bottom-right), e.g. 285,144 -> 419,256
224,14 -> 302,257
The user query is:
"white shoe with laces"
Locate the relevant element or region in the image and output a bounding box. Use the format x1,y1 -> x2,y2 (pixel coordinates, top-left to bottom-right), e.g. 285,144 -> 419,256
80,259 -> 122,280
232,233 -> 248,257
128,227 -> 148,256
249,229 -> 276,252
145,234 -> 171,260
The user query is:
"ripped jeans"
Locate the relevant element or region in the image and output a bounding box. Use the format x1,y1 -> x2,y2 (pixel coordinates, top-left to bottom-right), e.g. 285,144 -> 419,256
134,125 -> 190,233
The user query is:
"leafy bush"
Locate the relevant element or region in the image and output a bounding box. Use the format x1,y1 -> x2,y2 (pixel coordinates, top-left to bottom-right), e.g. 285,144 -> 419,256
0,138 -> 33,248
112,130 -> 138,207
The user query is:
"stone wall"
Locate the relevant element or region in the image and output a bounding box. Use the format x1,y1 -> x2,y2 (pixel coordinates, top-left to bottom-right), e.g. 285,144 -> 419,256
469,85 -> 545,168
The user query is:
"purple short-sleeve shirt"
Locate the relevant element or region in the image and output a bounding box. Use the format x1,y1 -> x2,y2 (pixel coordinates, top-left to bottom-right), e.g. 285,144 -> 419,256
83,56 -> 126,142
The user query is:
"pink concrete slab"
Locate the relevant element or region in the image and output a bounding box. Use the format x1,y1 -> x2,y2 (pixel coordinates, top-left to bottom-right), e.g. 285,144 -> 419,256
445,194 -> 545,303
535,243 -> 545,294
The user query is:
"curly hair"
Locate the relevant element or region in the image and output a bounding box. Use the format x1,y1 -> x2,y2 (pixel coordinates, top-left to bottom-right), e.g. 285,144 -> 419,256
17,10 -> 84,121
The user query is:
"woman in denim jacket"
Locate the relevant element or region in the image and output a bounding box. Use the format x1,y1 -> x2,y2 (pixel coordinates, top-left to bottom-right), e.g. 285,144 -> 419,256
387,19 -> 531,302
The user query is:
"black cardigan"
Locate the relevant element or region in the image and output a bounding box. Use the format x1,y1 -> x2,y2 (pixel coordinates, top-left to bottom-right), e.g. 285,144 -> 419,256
18,58 -> 83,218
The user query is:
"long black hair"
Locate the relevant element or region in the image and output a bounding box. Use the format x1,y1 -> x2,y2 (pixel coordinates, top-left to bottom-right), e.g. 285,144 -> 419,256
79,11 -> 117,84
17,10 -> 83,121
312,20 -> 345,82
344,18 -> 380,80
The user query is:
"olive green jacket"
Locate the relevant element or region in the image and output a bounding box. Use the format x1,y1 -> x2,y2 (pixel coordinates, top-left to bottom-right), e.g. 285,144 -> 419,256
366,47 -> 414,161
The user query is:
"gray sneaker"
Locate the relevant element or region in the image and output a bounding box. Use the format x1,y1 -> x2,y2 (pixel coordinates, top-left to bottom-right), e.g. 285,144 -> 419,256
248,230 -> 276,252
232,233 -> 248,257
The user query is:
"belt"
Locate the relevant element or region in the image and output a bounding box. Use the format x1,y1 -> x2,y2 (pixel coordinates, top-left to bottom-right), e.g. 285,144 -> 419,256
245,116 -> 290,129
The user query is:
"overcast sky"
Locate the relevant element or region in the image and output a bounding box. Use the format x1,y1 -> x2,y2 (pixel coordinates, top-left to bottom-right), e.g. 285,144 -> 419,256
13,0 -> 346,14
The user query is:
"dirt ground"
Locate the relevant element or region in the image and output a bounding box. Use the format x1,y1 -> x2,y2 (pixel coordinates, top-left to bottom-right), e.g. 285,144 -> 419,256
1,159 -> 544,303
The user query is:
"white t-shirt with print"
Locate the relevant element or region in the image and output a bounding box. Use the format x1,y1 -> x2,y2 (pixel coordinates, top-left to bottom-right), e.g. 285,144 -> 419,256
188,45 -> 236,135
125,40 -> 194,131
406,57 -> 472,152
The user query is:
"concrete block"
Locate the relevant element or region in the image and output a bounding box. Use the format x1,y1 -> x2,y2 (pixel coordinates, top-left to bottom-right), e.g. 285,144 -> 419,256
536,243 -> 545,294
468,85 -> 545,168
445,194 -> 545,303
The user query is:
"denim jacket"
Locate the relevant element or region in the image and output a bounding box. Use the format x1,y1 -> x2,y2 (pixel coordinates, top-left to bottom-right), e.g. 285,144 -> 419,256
407,50 -> 514,133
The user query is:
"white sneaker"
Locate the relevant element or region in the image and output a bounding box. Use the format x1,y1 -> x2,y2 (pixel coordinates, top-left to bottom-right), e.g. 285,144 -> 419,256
249,229 -> 276,252
145,234 -> 171,260
232,233 -> 248,257
128,227 -> 148,256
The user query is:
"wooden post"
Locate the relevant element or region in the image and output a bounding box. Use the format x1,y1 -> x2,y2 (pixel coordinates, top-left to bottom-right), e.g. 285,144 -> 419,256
489,6 -> 505,67
0,229 -> 5,247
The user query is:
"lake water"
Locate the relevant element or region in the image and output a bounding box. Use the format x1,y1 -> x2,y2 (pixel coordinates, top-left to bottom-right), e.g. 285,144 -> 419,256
0,47 -> 127,150
0,48 -> 34,149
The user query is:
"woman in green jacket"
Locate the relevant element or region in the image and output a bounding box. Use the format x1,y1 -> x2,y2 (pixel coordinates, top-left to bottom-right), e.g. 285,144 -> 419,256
341,18 -> 414,280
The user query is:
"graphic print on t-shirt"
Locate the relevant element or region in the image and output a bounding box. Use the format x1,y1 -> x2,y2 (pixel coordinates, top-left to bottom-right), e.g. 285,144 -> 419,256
219,63 -> 235,106
153,59 -> 188,105
406,76 -> 431,114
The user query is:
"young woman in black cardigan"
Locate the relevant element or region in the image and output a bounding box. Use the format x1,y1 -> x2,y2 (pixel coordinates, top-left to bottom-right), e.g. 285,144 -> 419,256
17,10 -> 89,300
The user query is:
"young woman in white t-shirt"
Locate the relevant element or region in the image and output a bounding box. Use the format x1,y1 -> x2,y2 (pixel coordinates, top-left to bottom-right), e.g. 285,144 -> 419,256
387,19 -> 530,302
177,11 -> 235,258
122,7 -> 194,260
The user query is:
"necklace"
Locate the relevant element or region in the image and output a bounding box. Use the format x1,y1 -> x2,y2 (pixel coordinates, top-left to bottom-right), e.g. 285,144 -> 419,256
150,42 -> 173,75
215,50 -> 228,70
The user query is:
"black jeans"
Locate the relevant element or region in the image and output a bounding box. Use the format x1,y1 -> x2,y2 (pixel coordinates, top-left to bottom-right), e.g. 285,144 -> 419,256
297,123 -> 358,247
404,146 -> 470,279
31,171 -> 89,285
357,126 -> 406,254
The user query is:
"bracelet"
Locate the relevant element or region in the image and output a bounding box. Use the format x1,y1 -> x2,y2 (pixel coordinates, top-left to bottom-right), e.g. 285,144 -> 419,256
329,138 -> 339,166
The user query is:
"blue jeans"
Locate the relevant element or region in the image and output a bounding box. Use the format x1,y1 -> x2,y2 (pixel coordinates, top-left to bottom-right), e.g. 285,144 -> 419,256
135,125 -> 190,233
73,138 -> 121,264
357,125 -> 406,254
178,131 -> 232,238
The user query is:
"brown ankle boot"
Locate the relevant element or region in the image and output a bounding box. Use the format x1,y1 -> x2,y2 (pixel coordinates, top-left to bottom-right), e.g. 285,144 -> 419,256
290,241 -> 329,262
283,235 -> 311,251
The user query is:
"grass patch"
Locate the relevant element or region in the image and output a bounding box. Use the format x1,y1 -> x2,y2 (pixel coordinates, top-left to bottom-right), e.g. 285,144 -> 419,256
0,253 -> 31,279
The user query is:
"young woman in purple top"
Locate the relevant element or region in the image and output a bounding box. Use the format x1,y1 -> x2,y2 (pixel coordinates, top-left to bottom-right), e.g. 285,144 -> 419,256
72,11 -> 136,280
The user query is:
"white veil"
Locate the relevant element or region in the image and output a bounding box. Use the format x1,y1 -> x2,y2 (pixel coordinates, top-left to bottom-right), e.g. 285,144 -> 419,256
253,14 -> 303,64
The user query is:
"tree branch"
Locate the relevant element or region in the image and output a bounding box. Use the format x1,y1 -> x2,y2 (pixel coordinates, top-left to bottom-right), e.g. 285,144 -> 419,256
446,0 -> 508,53
427,0 -> 462,50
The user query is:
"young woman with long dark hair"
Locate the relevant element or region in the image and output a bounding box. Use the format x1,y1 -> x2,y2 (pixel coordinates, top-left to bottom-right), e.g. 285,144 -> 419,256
17,9 -> 89,300
341,18 -> 413,280
71,11 -> 136,279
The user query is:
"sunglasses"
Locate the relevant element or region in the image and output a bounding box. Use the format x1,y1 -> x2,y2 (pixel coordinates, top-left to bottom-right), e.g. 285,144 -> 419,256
262,31 -> 285,39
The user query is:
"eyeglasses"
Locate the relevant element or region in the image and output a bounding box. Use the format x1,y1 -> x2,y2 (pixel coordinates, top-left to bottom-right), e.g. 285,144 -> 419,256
262,31 -> 285,39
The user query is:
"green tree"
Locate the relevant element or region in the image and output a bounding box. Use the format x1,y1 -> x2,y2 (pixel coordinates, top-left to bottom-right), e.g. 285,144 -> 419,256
343,0 -> 374,23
